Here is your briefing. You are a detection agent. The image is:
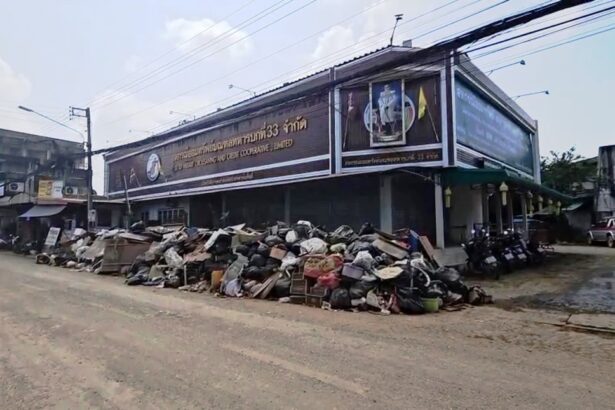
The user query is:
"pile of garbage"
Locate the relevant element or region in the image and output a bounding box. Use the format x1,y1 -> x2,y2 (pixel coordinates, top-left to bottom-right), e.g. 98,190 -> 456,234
36,220 -> 492,314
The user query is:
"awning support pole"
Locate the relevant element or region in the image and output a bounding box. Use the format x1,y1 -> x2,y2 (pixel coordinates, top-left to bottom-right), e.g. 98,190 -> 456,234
481,187 -> 490,232
495,191 -> 503,234
521,192 -> 529,240
507,191 -> 514,231
434,175 -> 445,248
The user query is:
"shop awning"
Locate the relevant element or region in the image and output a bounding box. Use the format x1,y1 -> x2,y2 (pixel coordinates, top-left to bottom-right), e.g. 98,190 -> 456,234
19,205 -> 66,218
442,168 -> 573,203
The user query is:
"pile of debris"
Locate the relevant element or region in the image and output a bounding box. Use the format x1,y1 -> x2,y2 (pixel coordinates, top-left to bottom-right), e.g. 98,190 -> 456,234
36,220 -> 491,314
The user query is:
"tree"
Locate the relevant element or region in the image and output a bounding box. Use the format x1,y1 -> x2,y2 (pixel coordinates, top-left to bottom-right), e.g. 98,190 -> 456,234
540,147 -> 596,195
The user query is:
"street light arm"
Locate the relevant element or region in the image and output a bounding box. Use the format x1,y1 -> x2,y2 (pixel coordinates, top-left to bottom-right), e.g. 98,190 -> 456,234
18,105 -> 84,139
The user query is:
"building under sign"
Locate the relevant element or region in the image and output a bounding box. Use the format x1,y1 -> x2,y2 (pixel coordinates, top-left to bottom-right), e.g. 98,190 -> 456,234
104,45 -> 566,248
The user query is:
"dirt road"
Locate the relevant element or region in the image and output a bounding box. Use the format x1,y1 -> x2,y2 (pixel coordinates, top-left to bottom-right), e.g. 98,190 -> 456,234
1,252 -> 613,409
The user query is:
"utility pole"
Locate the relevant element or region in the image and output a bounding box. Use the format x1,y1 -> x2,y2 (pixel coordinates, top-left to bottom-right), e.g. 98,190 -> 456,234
69,106 -> 94,229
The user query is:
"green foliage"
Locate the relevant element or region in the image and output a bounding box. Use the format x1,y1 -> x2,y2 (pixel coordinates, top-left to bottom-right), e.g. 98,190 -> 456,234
540,147 -> 595,194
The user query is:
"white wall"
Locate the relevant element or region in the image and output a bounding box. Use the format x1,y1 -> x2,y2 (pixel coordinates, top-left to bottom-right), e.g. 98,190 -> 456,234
448,185 -> 483,243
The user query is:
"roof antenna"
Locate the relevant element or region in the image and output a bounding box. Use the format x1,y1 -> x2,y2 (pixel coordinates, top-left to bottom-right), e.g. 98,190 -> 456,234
389,14 -> 403,46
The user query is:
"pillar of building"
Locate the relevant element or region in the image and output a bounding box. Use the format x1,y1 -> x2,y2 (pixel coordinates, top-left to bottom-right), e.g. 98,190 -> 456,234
379,175 -> 392,233
434,176 -> 445,248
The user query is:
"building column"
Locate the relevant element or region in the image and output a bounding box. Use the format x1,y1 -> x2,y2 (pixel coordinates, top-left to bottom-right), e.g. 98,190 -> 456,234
434,176 -> 445,248
481,187 -> 490,232
521,192 -> 529,240
284,186 -> 291,225
495,191 -> 503,234
379,175 -> 392,233
507,191 -> 514,231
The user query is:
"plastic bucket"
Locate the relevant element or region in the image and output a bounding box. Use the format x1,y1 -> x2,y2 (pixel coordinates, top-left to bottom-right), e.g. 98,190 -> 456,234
421,297 -> 440,313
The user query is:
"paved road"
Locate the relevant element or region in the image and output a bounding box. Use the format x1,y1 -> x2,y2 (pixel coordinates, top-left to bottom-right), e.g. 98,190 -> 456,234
1,252 -> 613,409
553,244 -> 615,256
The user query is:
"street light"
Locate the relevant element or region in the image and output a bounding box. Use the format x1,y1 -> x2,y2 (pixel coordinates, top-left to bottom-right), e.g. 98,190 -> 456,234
513,90 -> 550,100
228,84 -> 257,97
18,105 -> 83,139
487,59 -> 526,75
389,14 -> 404,46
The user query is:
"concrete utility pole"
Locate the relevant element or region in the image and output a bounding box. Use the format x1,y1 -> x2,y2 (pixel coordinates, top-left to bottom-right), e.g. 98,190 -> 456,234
69,106 -> 94,229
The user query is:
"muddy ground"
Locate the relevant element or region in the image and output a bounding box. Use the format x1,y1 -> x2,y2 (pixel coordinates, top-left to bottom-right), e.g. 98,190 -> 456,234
0,250 -> 613,409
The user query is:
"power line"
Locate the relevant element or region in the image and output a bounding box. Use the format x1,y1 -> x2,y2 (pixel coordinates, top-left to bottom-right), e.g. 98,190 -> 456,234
91,0 -> 306,108
93,0 -> 477,112
87,0 -> 258,101
97,0 -> 481,129
92,0 -> 600,155
140,0 -> 593,134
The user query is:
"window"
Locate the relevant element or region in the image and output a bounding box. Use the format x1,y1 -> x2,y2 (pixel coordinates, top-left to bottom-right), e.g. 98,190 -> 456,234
97,208 -> 112,227
140,212 -> 149,224
157,208 -> 186,226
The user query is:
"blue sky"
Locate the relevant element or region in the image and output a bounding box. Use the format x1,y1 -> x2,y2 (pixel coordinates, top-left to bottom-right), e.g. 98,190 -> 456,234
0,0 -> 613,192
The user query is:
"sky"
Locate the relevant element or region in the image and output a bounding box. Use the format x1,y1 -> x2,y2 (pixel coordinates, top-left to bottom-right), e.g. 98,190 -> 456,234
0,0 -> 613,193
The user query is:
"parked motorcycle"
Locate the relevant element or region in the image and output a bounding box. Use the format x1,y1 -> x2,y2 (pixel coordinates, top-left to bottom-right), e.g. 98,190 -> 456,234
490,232 -> 516,273
461,229 -> 501,280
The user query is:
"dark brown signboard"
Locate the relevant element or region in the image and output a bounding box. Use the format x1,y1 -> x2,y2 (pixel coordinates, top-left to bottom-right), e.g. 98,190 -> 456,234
340,76 -> 441,152
342,149 -> 442,168
107,94 -> 330,197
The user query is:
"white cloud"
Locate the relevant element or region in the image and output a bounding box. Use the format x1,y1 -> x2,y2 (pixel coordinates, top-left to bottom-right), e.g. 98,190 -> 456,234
164,17 -> 253,59
0,56 -> 31,101
312,25 -> 357,60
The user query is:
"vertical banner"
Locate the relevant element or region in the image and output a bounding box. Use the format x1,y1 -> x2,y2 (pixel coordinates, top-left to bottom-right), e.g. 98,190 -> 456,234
367,79 -> 413,147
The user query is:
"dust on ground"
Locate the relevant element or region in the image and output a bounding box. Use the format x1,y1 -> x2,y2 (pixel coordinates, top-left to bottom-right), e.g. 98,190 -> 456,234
0,251 -> 614,409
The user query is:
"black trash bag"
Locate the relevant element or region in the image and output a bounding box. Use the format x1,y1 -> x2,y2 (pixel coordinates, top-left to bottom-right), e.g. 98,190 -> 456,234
423,281 -> 447,299
330,288 -> 352,309
126,273 -> 147,286
433,267 -> 467,295
165,274 -> 182,288
358,222 -> 375,236
243,266 -> 267,281
327,225 -> 357,244
272,276 -> 291,298
395,287 -> 425,314
235,244 -> 250,257
256,242 -> 271,257
349,280 -> 376,299
264,235 -> 283,247
347,240 -> 372,255
310,226 -> 328,240
249,254 -> 267,267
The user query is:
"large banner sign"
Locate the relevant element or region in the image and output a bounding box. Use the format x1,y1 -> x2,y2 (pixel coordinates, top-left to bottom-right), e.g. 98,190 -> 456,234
455,79 -> 534,174
340,76 -> 441,168
107,94 -> 330,198
341,77 -> 440,150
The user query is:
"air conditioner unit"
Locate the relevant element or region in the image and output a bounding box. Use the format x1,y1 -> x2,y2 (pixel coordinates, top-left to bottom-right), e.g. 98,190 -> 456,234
5,182 -> 25,194
63,186 -> 79,196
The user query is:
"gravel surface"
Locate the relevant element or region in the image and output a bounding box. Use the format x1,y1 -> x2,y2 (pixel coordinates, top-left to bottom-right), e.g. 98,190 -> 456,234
0,252 -> 613,409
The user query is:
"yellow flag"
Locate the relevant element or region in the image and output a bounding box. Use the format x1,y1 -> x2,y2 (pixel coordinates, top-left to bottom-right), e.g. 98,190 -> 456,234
418,86 -> 427,120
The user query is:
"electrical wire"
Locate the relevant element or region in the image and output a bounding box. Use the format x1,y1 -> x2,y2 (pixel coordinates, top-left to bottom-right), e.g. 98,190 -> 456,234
137,0 -> 601,136
97,0 -> 483,129
93,0 -> 478,111
143,3 -> 615,144
88,0 -> 258,99
92,0 -> 308,108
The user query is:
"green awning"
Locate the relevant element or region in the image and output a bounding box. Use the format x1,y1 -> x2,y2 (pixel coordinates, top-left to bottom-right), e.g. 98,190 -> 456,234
442,168 -> 573,203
